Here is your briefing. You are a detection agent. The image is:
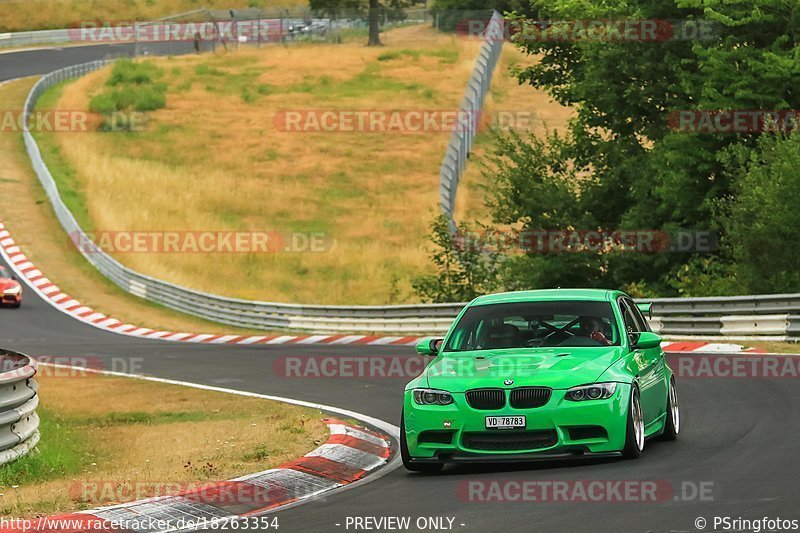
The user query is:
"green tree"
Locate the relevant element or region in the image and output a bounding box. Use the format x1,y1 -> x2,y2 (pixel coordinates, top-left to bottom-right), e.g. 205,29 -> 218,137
719,131 -> 800,293
430,0 -> 528,32
473,0 -> 800,296
412,215 -> 501,303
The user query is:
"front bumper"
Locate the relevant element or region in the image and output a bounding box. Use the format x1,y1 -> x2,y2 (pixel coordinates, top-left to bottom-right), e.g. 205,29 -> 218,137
403,383 -> 630,460
1,293 -> 21,305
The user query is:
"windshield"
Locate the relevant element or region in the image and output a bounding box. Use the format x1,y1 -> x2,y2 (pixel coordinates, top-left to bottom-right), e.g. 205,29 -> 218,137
444,300 -> 621,351
0,266 -> 11,279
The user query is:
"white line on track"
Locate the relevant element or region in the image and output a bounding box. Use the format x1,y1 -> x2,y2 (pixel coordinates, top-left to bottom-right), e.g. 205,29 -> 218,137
38,361 -> 402,519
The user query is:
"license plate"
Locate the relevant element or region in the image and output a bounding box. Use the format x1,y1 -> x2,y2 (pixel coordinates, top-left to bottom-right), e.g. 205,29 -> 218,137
485,415 -> 526,430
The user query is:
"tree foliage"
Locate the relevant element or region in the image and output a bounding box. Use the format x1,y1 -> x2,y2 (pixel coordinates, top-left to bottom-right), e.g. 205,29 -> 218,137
412,215 -> 501,303
719,132 -> 800,293
416,0 -> 800,298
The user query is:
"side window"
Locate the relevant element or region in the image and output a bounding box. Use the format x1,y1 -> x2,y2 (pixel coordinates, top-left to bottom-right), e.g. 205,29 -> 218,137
627,299 -> 652,332
618,298 -> 640,337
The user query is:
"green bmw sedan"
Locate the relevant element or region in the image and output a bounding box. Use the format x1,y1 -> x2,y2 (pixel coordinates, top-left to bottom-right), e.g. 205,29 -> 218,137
401,289 -> 679,472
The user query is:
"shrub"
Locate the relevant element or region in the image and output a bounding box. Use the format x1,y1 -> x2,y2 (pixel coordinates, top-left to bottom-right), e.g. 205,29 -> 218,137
88,92 -> 116,114
134,88 -> 167,111
90,59 -> 167,129
106,59 -> 160,86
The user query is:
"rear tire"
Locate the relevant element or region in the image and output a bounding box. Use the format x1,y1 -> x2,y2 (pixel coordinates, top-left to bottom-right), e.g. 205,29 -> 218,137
400,410 -> 443,473
622,386 -> 644,459
660,378 -> 679,441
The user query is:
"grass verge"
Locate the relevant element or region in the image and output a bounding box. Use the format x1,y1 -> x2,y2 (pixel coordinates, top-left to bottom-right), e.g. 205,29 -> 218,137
0,369 -> 326,517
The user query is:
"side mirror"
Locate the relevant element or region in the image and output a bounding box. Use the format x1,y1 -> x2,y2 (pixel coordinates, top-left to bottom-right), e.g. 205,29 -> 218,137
632,331 -> 661,350
415,338 -> 443,356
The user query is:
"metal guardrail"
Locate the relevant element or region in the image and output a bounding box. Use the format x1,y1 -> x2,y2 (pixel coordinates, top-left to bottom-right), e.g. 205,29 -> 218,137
644,295 -> 800,339
0,350 -> 39,466
0,29 -> 72,49
438,10 -> 504,228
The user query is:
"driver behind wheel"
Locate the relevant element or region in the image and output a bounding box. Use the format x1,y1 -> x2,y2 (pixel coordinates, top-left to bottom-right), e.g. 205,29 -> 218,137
577,316 -> 612,345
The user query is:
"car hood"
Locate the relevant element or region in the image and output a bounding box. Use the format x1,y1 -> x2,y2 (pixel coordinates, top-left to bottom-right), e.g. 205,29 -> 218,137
0,278 -> 19,291
424,347 -> 625,392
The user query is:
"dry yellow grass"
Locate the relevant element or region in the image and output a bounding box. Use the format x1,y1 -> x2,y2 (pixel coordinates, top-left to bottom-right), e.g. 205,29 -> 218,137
43,24 -> 570,305
0,370 -> 326,517
0,78 -> 278,335
0,0 -> 306,32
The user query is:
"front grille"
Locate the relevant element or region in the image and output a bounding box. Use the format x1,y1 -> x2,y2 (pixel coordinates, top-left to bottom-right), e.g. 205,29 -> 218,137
465,388 -> 505,410
462,430 -> 558,451
509,387 -> 551,408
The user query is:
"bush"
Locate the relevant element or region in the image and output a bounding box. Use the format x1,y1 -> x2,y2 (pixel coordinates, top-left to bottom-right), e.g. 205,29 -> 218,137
90,60 -> 167,128
106,59 -> 161,86
134,88 -> 167,111
88,92 -> 116,114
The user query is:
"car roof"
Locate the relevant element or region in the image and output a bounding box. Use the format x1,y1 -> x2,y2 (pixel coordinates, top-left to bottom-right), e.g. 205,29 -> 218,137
471,288 -> 623,306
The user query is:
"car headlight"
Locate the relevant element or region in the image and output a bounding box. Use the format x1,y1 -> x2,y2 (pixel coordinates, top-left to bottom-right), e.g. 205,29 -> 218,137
412,388 -> 454,405
565,382 -> 617,402
3,286 -> 21,295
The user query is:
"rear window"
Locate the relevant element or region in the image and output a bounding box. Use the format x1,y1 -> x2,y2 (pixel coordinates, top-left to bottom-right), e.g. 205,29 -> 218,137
444,300 -> 621,351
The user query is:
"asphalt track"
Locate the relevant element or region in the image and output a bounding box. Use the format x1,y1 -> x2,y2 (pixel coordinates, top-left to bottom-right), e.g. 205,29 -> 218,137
1,43 -> 799,533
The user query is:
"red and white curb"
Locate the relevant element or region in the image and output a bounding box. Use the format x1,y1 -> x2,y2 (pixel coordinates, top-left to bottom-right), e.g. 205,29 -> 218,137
1,418 -> 392,532
661,341 -> 765,354
0,222 -> 424,347
0,222 -> 761,352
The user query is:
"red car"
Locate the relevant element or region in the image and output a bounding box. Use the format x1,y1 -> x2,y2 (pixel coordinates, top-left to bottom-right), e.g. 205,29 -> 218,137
0,265 -> 22,308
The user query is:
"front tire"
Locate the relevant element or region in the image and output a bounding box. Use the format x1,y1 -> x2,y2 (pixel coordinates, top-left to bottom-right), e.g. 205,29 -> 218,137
400,410 -> 443,473
660,378 -> 680,441
622,386 -> 645,459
